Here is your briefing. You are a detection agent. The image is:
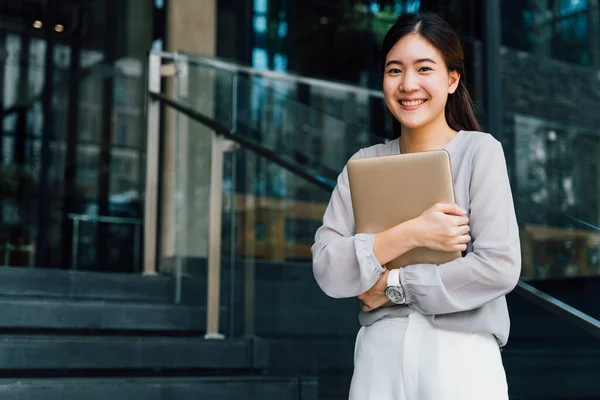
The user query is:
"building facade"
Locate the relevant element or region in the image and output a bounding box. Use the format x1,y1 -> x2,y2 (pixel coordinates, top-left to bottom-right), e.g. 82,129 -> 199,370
1,0 -> 600,280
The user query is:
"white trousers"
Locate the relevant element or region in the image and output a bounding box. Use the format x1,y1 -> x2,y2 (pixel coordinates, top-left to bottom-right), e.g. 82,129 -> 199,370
349,312 -> 508,400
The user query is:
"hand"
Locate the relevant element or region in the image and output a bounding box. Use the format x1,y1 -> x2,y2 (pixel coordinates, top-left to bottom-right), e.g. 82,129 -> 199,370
414,203 -> 471,252
358,269 -> 391,312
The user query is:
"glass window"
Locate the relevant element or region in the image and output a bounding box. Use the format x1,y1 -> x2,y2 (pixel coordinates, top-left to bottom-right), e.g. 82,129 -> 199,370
555,13 -> 589,64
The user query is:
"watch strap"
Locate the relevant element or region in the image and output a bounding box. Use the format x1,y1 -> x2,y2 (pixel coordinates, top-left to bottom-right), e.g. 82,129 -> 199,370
387,268 -> 401,288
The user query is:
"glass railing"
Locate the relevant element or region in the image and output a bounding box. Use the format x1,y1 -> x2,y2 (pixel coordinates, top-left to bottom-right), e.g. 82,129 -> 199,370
515,194 -> 600,280
153,51 -> 597,317
164,51 -> 600,284
170,52 -> 387,179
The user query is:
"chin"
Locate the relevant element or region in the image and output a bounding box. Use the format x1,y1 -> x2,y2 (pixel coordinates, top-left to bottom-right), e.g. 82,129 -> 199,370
397,118 -> 428,130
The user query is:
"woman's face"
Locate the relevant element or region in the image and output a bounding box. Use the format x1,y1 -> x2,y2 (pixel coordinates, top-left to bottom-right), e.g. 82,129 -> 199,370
383,33 -> 459,131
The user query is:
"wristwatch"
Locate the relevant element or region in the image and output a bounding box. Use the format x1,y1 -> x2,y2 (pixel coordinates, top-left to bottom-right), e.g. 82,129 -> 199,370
385,269 -> 407,305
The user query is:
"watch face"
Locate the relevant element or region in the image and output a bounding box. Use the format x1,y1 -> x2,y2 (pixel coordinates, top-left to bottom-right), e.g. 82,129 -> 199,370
385,286 -> 405,304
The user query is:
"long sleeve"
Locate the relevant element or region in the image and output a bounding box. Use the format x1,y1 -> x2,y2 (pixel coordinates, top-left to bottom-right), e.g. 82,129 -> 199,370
311,150 -> 385,298
400,138 -> 521,315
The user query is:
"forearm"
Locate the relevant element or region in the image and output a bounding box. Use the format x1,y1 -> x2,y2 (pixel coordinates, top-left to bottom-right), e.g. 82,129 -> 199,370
400,245 -> 521,315
373,219 -> 421,267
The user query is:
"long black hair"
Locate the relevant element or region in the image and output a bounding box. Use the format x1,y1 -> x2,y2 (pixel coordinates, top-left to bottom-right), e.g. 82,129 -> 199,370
382,12 -> 481,138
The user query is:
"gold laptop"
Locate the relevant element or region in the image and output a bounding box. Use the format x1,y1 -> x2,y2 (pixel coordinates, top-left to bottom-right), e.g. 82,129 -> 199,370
347,149 -> 461,269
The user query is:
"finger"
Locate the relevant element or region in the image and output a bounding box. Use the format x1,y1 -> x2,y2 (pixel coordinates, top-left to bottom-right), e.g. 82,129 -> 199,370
436,203 -> 467,216
456,234 -> 471,244
449,215 -> 469,226
452,225 -> 470,236
358,293 -> 365,301
451,243 -> 468,252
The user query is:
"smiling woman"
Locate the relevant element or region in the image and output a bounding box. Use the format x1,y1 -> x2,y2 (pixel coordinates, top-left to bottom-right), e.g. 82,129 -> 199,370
312,12 -> 520,400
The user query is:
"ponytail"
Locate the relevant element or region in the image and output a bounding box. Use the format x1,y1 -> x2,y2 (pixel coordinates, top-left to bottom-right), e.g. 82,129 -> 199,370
445,80 -> 481,133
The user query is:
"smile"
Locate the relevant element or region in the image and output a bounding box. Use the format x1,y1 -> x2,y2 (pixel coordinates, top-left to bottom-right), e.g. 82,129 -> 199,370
399,99 -> 427,108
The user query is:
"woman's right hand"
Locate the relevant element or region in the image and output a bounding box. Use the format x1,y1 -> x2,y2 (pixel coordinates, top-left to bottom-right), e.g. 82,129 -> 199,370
413,203 -> 471,252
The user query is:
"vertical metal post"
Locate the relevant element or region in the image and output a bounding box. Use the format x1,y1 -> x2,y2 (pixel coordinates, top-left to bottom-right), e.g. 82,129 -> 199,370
72,218 -> 80,270
228,152 -> 237,337
143,52 -> 161,275
205,131 -> 225,340
482,0 -> 502,139
172,53 -> 187,305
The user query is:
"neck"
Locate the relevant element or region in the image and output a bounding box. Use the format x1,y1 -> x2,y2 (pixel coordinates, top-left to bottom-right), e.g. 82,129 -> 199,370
399,117 -> 457,153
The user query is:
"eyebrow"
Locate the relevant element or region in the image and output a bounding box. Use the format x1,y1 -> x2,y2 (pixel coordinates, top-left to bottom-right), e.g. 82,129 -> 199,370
385,58 -> 437,67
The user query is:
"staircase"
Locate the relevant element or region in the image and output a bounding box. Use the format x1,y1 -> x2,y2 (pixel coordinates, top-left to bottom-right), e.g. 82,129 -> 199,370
0,266 -> 317,399
1,262 -> 598,399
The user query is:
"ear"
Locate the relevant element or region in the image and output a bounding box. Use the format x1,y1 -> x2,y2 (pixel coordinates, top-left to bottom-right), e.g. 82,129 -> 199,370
448,70 -> 460,94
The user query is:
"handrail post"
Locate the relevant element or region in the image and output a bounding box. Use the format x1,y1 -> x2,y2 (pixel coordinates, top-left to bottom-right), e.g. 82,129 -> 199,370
143,52 -> 162,276
205,132 -> 226,340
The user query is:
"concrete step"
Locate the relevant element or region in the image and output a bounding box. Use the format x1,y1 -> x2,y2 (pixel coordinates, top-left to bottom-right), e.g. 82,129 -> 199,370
0,377 -> 318,400
0,267 -> 204,304
0,297 -> 224,332
0,336 -> 267,370
0,267 -> 211,306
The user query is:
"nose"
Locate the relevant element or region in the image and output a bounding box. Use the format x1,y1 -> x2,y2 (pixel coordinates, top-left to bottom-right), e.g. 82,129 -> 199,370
400,71 -> 419,92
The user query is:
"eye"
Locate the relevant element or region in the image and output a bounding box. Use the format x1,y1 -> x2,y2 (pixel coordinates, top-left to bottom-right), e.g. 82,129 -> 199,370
387,68 -> 401,74
419,66 -> 433,72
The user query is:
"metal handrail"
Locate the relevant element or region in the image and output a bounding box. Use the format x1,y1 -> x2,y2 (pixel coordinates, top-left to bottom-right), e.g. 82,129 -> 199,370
514,281 -> 600,335
148,91 -> 335,192
152,93 -> 600,340
153,50 -> 384,99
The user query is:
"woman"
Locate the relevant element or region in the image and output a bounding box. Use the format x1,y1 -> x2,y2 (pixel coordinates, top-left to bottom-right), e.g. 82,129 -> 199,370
311,12 -> 521,400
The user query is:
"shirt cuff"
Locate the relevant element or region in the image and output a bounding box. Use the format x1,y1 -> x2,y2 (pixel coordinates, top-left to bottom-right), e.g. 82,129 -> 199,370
355,233 -> 385,273
399,265 -> 420,305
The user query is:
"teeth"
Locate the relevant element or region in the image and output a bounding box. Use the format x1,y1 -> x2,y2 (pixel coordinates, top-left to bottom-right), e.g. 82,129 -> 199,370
400,100 -> 425,107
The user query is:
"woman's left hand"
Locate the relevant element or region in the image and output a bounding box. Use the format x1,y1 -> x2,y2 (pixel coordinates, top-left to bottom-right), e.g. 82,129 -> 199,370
358,269 -> 392,312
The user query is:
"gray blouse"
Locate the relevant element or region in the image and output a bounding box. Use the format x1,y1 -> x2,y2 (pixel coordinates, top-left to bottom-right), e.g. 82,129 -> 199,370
311,130 -> 521,346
